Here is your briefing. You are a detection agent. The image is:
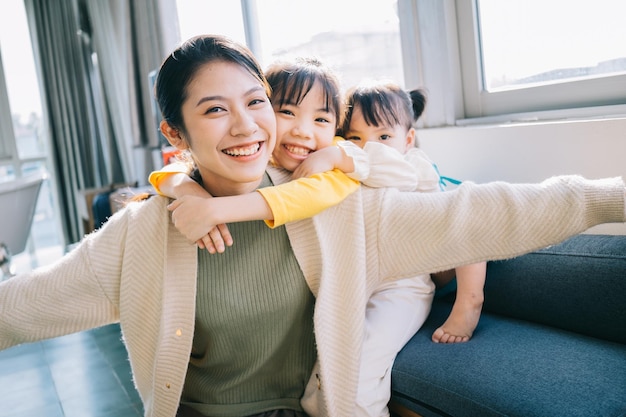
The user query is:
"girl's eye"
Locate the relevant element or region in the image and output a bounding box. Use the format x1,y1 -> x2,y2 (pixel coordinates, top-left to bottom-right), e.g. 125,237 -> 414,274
316,117 -> 330,123
346,136 -> 361,142
278,108 -> 294,116
380,134 -> 391,141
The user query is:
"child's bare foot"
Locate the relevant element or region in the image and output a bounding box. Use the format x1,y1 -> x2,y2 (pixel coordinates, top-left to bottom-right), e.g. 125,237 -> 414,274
432,294 -> 483,343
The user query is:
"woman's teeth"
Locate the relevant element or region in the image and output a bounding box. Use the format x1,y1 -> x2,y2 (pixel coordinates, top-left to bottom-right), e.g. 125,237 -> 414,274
223,143 -> 260,156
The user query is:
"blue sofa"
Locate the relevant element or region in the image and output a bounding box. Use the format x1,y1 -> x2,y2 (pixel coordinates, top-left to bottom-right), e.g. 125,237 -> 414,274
390,234 -> 626,417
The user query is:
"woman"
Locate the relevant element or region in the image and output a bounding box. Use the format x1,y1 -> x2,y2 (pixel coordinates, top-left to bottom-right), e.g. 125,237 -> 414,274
0,35 -> 624,417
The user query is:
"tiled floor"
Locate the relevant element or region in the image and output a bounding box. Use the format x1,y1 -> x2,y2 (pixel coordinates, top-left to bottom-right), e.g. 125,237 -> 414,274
0,323 -> 143,417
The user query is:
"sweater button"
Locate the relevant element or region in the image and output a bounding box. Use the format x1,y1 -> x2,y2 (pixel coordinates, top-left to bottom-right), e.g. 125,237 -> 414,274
175,329 -> 182,337
165,382 -> 171,389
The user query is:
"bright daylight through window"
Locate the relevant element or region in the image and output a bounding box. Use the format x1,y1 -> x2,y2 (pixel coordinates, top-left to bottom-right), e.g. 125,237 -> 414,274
176,0 -> 403,90
477,0 -> 626,91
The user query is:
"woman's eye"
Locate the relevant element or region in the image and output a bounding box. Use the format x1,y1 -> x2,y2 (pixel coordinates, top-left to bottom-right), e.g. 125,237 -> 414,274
346,136 -> 361,141
316,117 -> 330,123
249,98 -> 266,106
204,106 -> 225,115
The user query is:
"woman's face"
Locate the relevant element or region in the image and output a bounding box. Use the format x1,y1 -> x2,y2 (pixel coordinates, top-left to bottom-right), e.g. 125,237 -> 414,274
175,61 -> 276,196
272,81 -> 337,172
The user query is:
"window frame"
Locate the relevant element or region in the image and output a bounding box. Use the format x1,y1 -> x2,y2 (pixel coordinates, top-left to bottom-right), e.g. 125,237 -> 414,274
457,0 -> 626,120
0,49 -> 17,164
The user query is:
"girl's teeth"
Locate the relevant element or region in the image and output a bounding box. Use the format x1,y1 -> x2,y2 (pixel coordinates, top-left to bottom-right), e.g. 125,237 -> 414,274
285,145 -> 311,156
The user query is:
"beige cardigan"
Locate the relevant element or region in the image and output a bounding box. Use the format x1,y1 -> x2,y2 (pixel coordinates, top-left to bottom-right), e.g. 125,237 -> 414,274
0,168 -> 624,417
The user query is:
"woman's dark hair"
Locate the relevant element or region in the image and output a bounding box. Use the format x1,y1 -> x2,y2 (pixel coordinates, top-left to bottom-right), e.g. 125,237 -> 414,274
265,57 -> 342,130
341,81 -> 427,135
154,34 -> 270,134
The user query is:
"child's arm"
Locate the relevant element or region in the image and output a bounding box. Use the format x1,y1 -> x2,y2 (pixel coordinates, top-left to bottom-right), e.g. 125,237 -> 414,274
150,155 -> 360,242
167,192 -> 272,243
257,170 -> 359,227
149,167 -> 234,253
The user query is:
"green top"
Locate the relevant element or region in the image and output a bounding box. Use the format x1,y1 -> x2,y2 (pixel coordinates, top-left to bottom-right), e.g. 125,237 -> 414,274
181,177 -> 316,416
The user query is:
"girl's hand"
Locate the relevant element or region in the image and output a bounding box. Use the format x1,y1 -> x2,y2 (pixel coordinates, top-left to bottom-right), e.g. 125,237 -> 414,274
196,223 -> 233,254
292,147 -> 343,179
167,196 -> 233,253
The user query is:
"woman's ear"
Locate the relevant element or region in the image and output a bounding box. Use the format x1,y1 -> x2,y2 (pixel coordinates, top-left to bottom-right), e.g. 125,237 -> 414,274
160,120 -> 189,150
405,127 -> 417,151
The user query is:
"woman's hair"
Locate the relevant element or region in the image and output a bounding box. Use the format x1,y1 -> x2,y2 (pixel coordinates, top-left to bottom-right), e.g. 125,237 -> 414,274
340,80 -> 427,135
154,34 -> 270,134
265,57 -> 342,130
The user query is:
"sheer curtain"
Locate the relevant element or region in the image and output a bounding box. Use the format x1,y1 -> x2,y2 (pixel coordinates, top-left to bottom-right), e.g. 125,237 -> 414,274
24,0 -> 176,243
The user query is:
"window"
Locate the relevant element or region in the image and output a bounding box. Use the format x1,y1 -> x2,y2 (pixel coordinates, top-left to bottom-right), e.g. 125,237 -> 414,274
0,0 -> 64,269
174,0 -> 626,126
176,0 -> 404,90
457,0 -> 626,119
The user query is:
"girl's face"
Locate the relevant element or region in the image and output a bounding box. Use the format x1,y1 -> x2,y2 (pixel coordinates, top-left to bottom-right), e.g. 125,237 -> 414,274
272,81 -> 337,172
163,61 -> 276,196
344,105 -> 415,155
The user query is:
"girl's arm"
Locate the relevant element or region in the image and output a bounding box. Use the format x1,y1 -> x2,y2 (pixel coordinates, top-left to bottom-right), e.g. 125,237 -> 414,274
153,167 -> 360,236
150,140 -> 365,237
167,192 -> 273,243
149,168 -> 234,253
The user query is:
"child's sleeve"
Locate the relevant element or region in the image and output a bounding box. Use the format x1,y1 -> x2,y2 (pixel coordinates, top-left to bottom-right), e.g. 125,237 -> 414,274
403,148 -> 442,192
148,162 -> 192,196
359,142 -> 425,191
257,170 -> 360,228
334,137 -> 370,181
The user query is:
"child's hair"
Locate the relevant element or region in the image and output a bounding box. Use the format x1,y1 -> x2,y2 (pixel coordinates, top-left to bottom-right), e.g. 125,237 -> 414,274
265,57 -> 343,130
340,80 -> 427,135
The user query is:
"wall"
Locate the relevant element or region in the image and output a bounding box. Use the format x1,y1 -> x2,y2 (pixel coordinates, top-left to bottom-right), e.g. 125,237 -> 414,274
418,117 -> 626,234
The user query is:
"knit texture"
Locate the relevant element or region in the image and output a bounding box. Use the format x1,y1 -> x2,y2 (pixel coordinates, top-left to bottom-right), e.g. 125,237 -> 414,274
184,221 -> 315,415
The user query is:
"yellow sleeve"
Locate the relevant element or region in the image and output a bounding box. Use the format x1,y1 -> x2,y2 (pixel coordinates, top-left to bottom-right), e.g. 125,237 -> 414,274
148,162 -> 191,196
257,169 -> 360,228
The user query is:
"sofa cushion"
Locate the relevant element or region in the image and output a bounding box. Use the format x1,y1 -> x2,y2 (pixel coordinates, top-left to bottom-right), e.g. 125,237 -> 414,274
391,302 -> 626,417
482,234 -> 626,344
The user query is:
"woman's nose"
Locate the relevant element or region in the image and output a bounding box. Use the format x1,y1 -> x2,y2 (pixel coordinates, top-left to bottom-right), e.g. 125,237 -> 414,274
230,109 -> 257,137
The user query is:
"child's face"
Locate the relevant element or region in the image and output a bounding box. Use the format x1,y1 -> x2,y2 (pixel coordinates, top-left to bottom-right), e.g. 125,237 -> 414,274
344,105 -> 415,154
272,82 -> 337,172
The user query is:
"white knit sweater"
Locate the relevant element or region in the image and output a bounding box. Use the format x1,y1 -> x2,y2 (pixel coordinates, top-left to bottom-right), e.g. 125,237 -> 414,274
0,169 -> 624,417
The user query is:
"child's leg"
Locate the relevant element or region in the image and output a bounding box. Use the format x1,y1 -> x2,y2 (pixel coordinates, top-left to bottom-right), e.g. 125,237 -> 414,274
356,275 -> 435,417
432,262 -> 486,343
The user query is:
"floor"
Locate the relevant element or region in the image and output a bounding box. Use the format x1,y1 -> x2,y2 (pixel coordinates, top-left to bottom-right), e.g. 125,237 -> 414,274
0,323 -> 143,417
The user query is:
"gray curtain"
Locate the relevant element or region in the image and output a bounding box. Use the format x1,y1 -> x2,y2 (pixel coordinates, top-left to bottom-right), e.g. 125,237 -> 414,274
24,0 -> 175,243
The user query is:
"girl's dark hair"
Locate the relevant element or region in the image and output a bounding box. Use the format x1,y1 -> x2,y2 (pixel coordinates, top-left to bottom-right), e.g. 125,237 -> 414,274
341,81 -> 427,135
154,34 -> 270,134
265,57 -> 342,129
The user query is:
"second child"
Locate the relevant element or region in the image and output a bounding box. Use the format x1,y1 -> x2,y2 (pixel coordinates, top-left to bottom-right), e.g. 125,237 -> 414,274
342,80 -> 487,345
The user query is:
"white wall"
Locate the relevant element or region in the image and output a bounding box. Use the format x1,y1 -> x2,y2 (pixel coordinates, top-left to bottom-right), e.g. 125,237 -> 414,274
418,117 -> 626,234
